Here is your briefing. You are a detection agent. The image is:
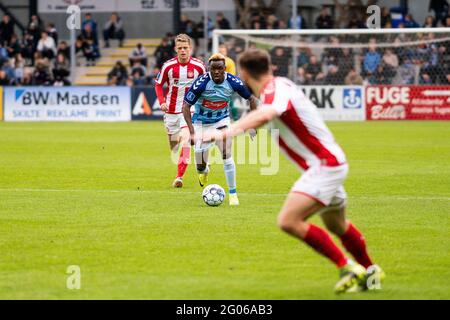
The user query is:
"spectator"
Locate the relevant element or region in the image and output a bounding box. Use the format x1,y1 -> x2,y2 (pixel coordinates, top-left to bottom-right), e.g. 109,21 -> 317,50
107,60 -> 128,85
130,61 -> 146,78
27,15 -> 42,49
20,31 -> 36,65
218,43 -> 236,75
397,59 -> 415,84
373,63 -> 396,84
82,23 -> 98,46
344,68 -> 363,85
82,13 -> 98,35
251,13 -> 267,29
323,36 -> 342,68
0,70 -> 11,85
316,7 -> 334,29
103,13 -> 125,48
37,31 -> 56,60
428,0 -> 449,26
419,69 -> 434,84
13,53 -> 25,82
180,14 -> 194,37
0,15 -> 14,46
380,7 -> 392,28
270,47 -> 289,77
324,64 -> 343,84
53,53 -> 71,86
278,20 -> 288,29
338,48 -> 354,79
216,12 -> 231,29
46,23 -> 58,44
0,43 -> 8,65
82,39 -> 100,66
154,37 -> 174,69
57,41 -> 70,60
421,43 -> 445,83
444,16 -> 450,27
7,34 -> 21,57
296,66 -> 307,84
304,55 -> 325,84
288,14 -> 307,29
363,42 -> 381,77
383,49 -> 399,69
20,70 -> 33,86
404,14 -> 420,28
424,16 -> 436,27
297,47 -> 311,68
347,15 -> 365,29
266,15 -> 279,29
129,43 -> 147,67
131,70 -> 146,86
2,58 -> 16,84
34,51 -> 50,69
32,61 -> 52,85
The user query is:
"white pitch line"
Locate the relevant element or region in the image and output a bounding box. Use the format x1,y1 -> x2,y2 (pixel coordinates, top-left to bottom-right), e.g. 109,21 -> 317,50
0,188 -> 449,201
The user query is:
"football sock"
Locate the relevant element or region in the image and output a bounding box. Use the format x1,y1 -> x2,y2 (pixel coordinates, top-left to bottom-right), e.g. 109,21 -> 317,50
303,224 -> 348,268
223,157 -> 236,194
339,223 -> 373,268
176,146 -> 190,178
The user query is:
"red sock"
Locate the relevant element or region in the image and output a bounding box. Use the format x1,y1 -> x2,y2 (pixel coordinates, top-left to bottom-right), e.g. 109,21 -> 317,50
176,146 -> 190,178
340,223 -> 373,268
303,224 -> 348,268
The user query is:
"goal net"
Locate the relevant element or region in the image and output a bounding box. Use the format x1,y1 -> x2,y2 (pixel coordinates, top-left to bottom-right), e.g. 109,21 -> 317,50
213,28 -> 450,121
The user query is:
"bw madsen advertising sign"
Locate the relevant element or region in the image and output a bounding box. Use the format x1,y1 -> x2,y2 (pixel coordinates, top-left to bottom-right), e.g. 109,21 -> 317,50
4,87 -> 131,122
300,86 -> 365,121
366,86 -> 450,120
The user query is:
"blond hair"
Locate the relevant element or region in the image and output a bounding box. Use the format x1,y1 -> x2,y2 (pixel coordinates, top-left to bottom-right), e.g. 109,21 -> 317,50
175,33 -> 191,45
208,53 -> 226,64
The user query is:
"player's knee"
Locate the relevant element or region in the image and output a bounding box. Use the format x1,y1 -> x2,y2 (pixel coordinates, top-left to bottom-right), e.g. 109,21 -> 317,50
277,213 -> 296,234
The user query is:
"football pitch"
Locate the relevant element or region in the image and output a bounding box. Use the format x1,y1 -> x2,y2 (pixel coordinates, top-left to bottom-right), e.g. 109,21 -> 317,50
0,121 -> 449,300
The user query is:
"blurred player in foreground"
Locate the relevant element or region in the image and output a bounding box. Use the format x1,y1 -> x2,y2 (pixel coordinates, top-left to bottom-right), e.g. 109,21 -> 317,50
201,49 -> 384,293
183,53 -> 257,206
154,34 -> 206,188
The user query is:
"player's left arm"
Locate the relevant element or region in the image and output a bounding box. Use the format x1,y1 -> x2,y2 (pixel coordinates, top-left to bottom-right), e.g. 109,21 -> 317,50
202,107 -> 278,142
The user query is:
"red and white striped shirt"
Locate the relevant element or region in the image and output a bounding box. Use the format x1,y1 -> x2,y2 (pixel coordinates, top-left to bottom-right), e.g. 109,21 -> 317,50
155,57 -> 206,114
261,77 -> 346,171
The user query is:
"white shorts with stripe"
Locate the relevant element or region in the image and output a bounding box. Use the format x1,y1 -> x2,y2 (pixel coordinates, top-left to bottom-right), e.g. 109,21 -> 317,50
163,113 -> 191,135
193,117 -> 231,153
292,163 -> 348,207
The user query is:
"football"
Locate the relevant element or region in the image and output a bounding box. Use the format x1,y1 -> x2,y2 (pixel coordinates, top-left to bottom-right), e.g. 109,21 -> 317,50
202,184 -> 225,206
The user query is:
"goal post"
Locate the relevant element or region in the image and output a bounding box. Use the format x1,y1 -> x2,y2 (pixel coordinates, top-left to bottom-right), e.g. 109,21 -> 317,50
212,28 -> 450,121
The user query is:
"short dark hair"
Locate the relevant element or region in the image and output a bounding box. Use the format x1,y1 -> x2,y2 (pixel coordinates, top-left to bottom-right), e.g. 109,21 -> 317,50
238,49 -> 271,79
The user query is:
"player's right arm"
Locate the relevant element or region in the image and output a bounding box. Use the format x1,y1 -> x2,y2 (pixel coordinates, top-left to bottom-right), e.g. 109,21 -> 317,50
154,63 -> 170,112
183,74 -> 209,140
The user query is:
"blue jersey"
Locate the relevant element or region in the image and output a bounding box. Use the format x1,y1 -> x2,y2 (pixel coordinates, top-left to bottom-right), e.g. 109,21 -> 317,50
184,72 -> 252,124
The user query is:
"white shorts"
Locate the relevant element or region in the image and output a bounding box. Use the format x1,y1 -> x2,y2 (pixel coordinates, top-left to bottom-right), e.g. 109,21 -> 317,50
163,113 -> 191,135
193,117 -> 231,153
292,164 -> 348,207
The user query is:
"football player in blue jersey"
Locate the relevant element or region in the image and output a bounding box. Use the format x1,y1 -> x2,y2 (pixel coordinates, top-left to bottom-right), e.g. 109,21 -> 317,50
183,53 -> 257,206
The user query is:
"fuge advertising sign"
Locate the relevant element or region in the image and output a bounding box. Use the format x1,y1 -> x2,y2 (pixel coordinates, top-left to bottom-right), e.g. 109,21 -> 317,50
4,86 -> 131,122
300,86 -> 365,121
366,86 -> 450,120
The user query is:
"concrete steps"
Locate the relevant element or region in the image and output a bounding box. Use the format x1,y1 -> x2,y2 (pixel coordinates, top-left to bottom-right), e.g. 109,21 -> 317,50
74,38 -> 159,86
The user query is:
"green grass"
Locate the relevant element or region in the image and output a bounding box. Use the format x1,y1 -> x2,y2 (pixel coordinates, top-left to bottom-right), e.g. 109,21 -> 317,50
0,121 -> 449,300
